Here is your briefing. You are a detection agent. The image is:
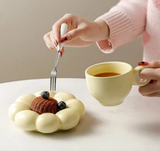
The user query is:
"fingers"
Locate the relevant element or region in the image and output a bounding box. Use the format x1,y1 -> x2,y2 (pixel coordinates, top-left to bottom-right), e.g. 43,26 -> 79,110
61,29 -> 82,44
138,60 -> 160,97
138,60 -> 160,68
141,92 -> 160,97
51,14 -> 92,44
43,32 -> 57,50
139,68 -> 160,80
43,13 -> 93,50
50,31 -> 58,48
43,32 -> 65,56
52,22 -> 61,44
139,81 -> 160,97
47,13 -> 80,47
148,60 -> 160,68
60,47 -> 65,56
139,81 -> 157,94
62,38 -> 94,47
52,14 -> 75,44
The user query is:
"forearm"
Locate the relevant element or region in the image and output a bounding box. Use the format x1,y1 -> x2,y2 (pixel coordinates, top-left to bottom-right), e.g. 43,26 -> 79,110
96,0 -> 147,53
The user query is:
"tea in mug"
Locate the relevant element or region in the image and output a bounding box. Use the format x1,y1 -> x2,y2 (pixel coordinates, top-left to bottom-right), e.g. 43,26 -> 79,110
94,72 -> 121,77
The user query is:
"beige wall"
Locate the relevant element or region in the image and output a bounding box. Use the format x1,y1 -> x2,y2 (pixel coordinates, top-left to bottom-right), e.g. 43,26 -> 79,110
0,0 -> 143,83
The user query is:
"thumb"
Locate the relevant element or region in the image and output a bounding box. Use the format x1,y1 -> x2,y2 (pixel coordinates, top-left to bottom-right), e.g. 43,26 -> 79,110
61,28 -> 84,43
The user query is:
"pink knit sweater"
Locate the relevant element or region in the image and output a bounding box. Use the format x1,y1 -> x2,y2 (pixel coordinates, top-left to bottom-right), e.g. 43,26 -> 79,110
96,0 -> 160,61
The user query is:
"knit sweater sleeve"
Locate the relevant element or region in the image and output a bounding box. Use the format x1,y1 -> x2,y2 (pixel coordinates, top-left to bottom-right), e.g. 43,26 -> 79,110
96,0 -> 147,53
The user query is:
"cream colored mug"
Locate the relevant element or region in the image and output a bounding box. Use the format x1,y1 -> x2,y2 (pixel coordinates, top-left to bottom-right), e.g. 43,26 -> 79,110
85,61 -> 149,106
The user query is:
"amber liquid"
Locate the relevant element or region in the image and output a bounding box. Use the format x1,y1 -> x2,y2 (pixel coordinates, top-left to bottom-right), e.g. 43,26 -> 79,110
93,72 -> 121,77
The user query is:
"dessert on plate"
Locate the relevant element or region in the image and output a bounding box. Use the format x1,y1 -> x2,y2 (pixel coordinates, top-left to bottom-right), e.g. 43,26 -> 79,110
8,91 -> 85,134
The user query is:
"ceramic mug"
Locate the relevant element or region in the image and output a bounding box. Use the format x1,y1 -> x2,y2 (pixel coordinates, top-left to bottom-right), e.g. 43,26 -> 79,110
85,61 -> 149,106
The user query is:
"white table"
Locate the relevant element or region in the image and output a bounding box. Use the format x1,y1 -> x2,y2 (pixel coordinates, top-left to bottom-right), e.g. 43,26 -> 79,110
1,78 -> 160,151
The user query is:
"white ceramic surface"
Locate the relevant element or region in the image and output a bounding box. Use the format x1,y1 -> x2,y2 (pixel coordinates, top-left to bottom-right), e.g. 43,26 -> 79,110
1,78 -> 160,151
85,62 -> 149,106
8,91 -> 85,133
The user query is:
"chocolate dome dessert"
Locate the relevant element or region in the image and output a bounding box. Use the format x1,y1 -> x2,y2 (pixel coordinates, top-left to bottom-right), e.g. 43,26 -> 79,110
30,91 -> 58,114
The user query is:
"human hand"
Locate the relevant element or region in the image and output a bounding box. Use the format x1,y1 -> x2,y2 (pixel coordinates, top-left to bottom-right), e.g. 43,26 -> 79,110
138,61 -> 160,97
43,14 -> 109,55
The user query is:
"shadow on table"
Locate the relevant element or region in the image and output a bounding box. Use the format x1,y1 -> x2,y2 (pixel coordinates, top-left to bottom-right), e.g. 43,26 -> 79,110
26,111 -> 101,139
132,122 -> 160,136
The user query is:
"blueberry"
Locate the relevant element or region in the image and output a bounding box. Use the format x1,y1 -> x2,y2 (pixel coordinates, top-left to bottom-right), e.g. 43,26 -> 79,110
41,91 -> 50,100
57,101 -> 66,110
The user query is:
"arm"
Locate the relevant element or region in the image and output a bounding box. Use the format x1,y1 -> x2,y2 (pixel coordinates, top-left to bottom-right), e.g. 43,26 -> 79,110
96,0 -> 147,53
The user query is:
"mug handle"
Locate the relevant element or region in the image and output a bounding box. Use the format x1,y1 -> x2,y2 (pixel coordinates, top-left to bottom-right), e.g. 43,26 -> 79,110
133,66 -> 150,86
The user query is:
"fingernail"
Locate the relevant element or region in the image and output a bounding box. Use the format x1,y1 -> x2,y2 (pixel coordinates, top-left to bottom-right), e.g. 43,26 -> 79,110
54,40 -> 58,46
50,47 -> 54,50
59,52 -> 62,57
138,61 -> 149,66
61,36 -> 69,43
